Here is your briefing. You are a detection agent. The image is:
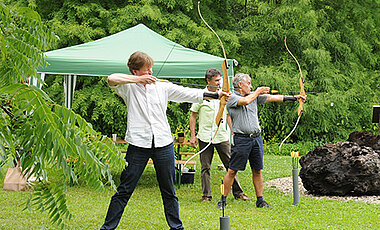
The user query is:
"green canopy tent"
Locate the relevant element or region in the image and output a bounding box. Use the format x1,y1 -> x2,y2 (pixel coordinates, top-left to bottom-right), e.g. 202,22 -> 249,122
37,24 -> 235,109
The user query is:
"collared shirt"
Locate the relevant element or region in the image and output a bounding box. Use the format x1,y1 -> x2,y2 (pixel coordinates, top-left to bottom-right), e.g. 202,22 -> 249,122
227,91 -> 268,135
190,88 -> 229,144
112,82 -> 203,148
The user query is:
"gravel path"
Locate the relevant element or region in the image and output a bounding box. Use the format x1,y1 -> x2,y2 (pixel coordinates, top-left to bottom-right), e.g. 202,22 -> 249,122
265,177 -> 380,204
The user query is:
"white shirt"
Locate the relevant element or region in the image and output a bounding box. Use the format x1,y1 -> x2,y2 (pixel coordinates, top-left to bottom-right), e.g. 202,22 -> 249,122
112,82 -> 203,148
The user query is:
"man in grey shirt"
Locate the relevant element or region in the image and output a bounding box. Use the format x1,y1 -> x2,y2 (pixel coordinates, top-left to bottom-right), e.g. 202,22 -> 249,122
217,73 -> 306,209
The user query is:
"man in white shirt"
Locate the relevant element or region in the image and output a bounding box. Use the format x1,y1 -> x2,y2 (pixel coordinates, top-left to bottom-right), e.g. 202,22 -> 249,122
101,51 -> 230,230
190,69 -> 250,202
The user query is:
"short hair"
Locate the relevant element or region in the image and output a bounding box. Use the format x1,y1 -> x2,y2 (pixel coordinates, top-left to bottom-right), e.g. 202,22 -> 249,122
127,51 -> 154,74
232,73 -> 251,89
205,68 -> 221,83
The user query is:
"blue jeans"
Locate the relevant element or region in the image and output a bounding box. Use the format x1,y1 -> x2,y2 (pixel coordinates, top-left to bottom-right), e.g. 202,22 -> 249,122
101,143 -> 184,230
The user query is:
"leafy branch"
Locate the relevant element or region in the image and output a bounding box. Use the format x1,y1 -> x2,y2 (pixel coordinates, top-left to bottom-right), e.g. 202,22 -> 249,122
0,3 -> 125,228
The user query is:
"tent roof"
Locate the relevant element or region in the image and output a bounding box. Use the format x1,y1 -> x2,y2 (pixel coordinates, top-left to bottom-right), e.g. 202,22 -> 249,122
38,24 -> 233,78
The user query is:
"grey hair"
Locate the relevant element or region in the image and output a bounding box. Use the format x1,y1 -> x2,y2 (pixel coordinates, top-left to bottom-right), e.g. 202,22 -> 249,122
232,73 -> 251,89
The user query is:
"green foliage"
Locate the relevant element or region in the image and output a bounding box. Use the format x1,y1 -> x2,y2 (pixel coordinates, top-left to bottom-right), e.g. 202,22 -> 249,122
43,76 -> 128,137
27,183 -> 73,227
0,3 -> 125,228
0,2 -> 50,86
167,101 -> 192,134
6,0 -> 380,144
238,0 -> 380,142
72,77 -> 128,137
264,140 -> 322,156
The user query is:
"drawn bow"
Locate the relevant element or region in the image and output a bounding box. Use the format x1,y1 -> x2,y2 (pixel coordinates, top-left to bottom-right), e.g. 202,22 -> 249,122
182,1 -> 230,173
279,37 -> 306,153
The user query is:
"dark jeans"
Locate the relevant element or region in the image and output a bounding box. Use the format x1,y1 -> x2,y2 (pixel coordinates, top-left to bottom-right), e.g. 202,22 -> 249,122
101,143 -> 184,230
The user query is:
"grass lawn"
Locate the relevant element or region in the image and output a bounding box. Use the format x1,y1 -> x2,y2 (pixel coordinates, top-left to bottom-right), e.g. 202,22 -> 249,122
1,155 -> 379,229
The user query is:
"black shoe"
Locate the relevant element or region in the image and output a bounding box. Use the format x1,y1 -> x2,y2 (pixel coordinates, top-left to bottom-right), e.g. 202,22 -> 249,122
256,200 -> 273,209
216,200 -> 227,210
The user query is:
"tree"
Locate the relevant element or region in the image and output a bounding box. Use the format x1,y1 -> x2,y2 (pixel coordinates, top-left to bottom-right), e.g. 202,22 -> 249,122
7,0 -> 379,144
0,3 -> 124,228
234,0 -> 380,142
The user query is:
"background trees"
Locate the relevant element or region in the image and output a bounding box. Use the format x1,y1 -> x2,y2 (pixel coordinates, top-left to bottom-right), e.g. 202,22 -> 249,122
6,0 -> 378,143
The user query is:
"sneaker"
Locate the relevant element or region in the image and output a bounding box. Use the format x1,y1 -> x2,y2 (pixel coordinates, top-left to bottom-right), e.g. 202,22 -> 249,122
256,200 -> 273,209
216,200 -> 227,210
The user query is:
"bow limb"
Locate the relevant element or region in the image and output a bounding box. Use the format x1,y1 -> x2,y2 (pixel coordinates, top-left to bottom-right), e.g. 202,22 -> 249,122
198,1 -> 230,126
197,2 -> 228,61
182,2 -> 230,173
279,37 -> 305,154
284,37 -> 305,116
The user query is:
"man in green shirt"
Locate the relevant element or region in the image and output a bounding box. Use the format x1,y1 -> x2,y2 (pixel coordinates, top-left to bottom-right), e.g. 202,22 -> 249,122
190,69 -> 250,202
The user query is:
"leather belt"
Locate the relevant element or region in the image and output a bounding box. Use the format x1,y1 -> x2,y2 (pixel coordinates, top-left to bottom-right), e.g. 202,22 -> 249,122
234,133 -> 260,138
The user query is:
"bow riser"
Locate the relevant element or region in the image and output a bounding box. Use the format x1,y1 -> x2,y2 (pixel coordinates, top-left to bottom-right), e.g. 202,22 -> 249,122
221,60 -> 230,92
216,97 -> 227,126
298,76 -> 305,116
216,59 -> 230,126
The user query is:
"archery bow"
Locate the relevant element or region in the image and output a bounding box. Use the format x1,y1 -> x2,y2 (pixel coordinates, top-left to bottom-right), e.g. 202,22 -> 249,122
182,1 -> 230,173
279,37 -> 306,154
